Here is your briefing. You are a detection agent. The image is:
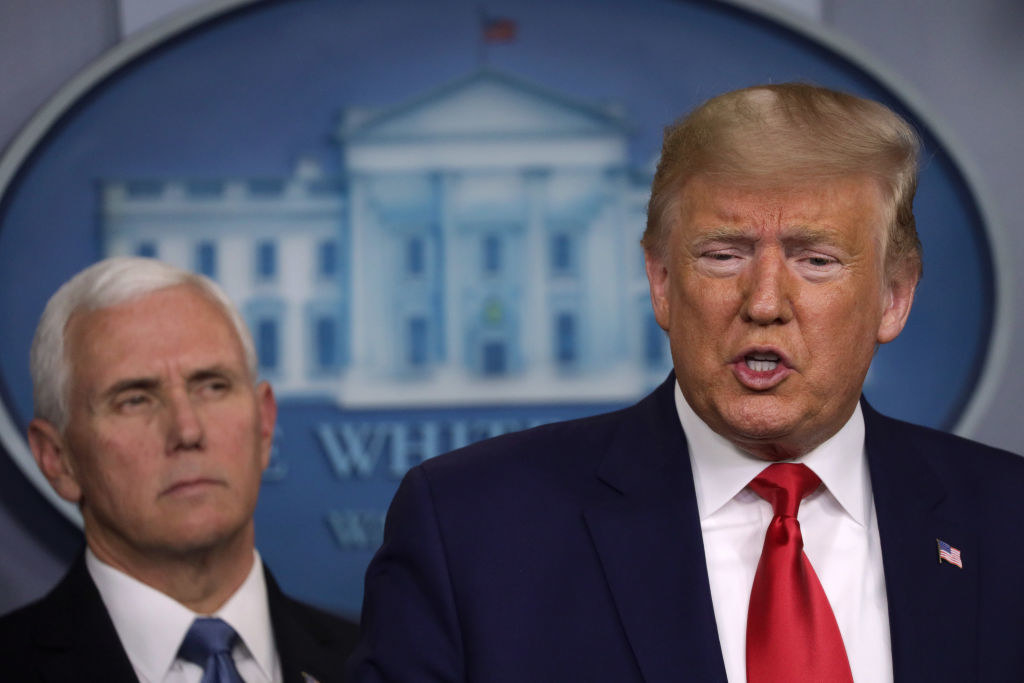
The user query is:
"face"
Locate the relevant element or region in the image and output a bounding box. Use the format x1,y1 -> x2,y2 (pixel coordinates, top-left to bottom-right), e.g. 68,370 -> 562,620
29,285 -> 276,565
646,175 -> 916,459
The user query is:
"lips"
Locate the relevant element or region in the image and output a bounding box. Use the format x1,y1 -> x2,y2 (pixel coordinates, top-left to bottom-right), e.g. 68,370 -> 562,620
730,347 -> 793,390
160,477 -> 224,497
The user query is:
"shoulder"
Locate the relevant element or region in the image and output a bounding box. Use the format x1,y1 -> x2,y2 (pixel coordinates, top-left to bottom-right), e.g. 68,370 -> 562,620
0,590 -> 51,640
419,393 -> 658,485
866,403 -> 1024,496
0,555 -> 86,634
265,567 -> 360,658
0,555 -> 109,679
0,599 -> 47,680
266,567 -> 361,681
276,592 -> 360,643
390,378 -> 680,522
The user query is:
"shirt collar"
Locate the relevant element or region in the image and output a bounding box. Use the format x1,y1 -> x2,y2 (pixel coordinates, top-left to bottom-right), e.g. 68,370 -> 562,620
217,551 -> 277,682
86,549 -> 276,682
675,381 -> 871,526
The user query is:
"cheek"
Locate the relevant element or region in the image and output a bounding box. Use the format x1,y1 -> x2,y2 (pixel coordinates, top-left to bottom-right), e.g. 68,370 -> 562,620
674,274 -> 733,316
805,296 -> 881,372
71,443 -> 144,510
206,405 -> 264,456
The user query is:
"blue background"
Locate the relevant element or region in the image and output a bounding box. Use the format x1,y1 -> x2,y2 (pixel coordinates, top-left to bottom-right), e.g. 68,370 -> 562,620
0,0 -> 994,617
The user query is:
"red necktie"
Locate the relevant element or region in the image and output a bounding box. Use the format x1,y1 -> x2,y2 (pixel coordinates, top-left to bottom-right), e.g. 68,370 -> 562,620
745,463 -> 853,683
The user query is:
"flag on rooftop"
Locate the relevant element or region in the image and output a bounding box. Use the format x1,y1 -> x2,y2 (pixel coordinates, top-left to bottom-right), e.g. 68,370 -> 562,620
482,15 -> 517,43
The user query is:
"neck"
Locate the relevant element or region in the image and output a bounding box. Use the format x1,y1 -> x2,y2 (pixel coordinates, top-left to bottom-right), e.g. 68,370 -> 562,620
86,526 -> 256,614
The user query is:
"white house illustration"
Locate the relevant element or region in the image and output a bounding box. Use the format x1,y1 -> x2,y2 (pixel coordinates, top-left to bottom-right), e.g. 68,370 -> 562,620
101,69 -> 671,406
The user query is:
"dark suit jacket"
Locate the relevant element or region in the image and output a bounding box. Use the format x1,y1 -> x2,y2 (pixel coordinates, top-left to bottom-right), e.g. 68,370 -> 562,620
0,555 -> 359,682
349,375 -> 1024,682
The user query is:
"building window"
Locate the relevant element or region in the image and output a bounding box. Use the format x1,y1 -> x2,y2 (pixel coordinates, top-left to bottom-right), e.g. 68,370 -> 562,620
318,240 -> 337,278
482,341 -> 507,375
315,316 -> 337,369
482,235 -> 502,274
196,241 -> 217,278
136,242 -> 157,258
407,237 -> 425,276
551,233 -> 572,274
256,241 -> 277,280
408,317 -> 428,367
555,313 -> 576,364
257,319 -> 279,371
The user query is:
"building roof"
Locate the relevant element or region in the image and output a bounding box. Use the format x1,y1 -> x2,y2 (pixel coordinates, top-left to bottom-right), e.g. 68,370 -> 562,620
338,68 -> 631,143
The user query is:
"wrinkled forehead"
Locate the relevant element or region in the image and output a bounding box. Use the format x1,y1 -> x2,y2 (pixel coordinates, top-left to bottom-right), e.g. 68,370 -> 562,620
672,173 -> 891,261
679,172 -> 888,229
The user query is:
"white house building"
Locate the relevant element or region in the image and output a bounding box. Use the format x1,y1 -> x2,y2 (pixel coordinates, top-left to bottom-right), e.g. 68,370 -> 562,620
101,69 -> 670,406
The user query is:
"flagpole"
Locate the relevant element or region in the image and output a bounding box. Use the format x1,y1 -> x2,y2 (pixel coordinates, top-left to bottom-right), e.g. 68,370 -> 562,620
477,6 -> 487,67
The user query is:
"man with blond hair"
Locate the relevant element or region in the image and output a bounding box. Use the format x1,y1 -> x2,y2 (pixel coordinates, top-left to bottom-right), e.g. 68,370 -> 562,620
0,257 -> 358,682
349,84 -> 1024,682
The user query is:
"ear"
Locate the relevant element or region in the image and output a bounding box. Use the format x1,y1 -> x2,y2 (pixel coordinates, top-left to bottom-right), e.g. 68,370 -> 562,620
645,248 -> 671,331
877,263 -> 919,344
27,419 -> 83,504
255,381 -> 278,471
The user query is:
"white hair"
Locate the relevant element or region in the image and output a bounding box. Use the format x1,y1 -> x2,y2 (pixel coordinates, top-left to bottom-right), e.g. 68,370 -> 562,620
30,257 -> 257,430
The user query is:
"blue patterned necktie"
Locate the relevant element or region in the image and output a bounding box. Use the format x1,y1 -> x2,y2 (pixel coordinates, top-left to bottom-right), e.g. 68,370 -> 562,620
178,617 -> 245,683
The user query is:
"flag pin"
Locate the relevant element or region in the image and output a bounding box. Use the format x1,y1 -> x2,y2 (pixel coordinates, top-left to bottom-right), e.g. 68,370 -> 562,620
936,539 -> 963,569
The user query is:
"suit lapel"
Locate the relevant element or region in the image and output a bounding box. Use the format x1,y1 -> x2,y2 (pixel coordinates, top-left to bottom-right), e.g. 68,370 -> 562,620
864,403 -> 977,682
266,568 -> 347,683
583,377 -> 727,683
34,555 -> 139,683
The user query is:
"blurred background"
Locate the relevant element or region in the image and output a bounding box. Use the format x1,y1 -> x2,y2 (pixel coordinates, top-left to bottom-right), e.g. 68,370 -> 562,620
1,0 -> 1021,620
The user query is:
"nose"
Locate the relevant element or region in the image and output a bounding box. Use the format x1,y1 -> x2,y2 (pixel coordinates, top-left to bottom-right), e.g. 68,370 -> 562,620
167,389 -> 204,451
740,247 -> 794,325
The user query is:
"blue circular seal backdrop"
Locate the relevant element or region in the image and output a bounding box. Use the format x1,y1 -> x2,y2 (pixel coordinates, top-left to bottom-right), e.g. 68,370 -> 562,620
0,0 -> 996,618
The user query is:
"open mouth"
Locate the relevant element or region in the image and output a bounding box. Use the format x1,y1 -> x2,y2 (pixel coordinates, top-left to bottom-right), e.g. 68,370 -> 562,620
732,348 -> 791,390
745,352 -> 780,372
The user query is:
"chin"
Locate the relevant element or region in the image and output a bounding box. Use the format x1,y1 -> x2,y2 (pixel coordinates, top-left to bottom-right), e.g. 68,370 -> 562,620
161,515 -> 249,554
717,396 -> 805,444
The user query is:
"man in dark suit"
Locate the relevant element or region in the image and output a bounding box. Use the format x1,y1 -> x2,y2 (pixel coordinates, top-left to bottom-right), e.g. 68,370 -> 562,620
349,83 -> 1024,681
0,257 -> 358,682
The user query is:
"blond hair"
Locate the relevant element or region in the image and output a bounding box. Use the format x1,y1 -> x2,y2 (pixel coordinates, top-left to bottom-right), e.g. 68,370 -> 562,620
643,83 -> 922,278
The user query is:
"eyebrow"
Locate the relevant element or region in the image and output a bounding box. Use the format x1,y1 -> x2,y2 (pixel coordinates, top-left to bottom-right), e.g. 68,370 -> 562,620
690,227 -> 758,248
779,225 -> 846,249
99,365 -> 238,401
100,377 -> 161,404
187,365 -> 237,385
693,225 -> 845,247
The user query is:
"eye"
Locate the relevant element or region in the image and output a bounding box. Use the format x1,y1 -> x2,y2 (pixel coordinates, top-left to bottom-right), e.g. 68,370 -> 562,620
197,377 -> 232,397
115,392 -> 151,412
794,252 -> 843,281
698,248 -> 746,275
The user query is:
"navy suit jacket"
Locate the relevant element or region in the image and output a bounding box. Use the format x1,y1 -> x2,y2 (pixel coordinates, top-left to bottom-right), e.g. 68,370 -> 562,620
350,375 -> 1024,682
0,554 -> 359,682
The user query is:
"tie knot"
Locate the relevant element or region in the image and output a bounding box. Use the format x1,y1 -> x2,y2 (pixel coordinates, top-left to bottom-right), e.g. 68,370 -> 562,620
748,463 -> 821,518
179,617 -> 239,665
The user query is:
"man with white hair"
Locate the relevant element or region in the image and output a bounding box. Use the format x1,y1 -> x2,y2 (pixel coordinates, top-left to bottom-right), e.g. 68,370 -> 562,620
0,257 -> 358,682
349,84 -> 1024,681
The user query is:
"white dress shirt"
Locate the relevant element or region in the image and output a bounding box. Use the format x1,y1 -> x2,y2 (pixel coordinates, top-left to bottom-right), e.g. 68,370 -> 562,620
86,548 -> 282,683
675,383 -> 893,683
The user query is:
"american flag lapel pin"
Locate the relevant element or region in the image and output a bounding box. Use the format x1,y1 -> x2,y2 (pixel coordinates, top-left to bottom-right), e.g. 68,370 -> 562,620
936,539 -> 963,568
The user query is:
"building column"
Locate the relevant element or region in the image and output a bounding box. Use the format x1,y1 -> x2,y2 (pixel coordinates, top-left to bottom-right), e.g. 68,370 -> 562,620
523,168 -> 551,373
439,171 -> 463,375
